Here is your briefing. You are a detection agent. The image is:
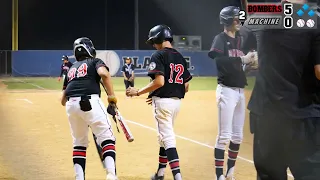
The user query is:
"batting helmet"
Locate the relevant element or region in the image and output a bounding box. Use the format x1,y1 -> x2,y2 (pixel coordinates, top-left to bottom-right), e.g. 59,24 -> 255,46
62,55 -> 68,61
73,37 -> 96,61
220,6 -> 240,26
146,24 -> 173,45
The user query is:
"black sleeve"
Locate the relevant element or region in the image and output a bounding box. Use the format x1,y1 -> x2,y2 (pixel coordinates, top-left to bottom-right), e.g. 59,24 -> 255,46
131,64 -> 135,71
62,73 -> 68,90
148,52 -> 165,79
208,34 -> 225,59
59,64 -> 63,77
121,65 -> 125,72
95,58 -> 109,71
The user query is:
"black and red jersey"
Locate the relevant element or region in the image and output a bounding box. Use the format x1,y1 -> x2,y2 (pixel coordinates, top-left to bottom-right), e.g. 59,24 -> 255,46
63,58 -> 108,97
147,47 -> 192,99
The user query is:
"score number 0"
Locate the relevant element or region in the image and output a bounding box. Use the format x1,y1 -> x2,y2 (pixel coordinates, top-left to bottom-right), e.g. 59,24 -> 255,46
283,3 -> 293,29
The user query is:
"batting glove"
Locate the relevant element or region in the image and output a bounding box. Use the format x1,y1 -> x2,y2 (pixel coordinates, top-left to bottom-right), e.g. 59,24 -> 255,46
241,51 -> 257,64
107,104 -> 117,116
108,95 -> 117,104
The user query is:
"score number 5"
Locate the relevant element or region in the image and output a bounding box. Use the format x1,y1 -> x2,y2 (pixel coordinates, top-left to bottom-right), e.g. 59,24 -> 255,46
283,3 -> 293,29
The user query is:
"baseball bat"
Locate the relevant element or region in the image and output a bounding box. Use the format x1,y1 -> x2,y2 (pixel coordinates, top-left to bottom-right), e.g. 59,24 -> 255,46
112,107 -> 134,142
240,0 -> 248,13
92,133 -> 106,168
99,81 -> 134,142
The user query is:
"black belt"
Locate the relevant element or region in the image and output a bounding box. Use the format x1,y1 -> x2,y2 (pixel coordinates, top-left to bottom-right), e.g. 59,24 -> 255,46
67,95 -> 92,101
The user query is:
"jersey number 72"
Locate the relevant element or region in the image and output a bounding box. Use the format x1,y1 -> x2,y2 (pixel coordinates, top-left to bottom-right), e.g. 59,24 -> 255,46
68,63 -> 88,82
168,63 -> 184,84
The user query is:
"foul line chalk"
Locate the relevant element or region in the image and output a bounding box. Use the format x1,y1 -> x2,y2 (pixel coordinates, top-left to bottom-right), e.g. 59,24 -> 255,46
16,98 -> 33,104
125,119 -> 294,178
17,79 -> 46,90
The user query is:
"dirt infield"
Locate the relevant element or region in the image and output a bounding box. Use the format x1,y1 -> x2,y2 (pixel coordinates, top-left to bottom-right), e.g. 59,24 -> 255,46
0,88 -> 259,180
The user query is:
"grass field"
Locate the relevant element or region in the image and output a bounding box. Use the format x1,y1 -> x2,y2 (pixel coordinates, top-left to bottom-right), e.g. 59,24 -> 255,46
1,76 -> 256,91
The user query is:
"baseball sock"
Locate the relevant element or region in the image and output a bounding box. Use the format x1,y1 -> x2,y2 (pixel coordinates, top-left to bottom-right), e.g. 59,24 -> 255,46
166,147 -> 182,180
226,142 -> 240,177
157,147 -> 168,176
214,148 -> 225,178
101,139 -> 116,176
73,146 -> 87,180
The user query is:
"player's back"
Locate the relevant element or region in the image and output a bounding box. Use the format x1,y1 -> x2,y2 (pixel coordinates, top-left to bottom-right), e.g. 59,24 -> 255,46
248,26 -> 320,118
64,58 -> 106,97
148,47 -> 192,99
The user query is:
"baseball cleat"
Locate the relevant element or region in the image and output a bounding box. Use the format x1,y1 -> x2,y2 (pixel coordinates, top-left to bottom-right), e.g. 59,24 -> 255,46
151,173 -> 164,180
106,173 -> 118,180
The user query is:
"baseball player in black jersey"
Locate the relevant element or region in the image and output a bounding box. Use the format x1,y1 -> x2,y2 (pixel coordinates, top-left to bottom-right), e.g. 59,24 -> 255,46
121,57 -> 135,90
60,37 -> 118,180
126,24 -> 192,180
243,0 -> 320,179
208,6 -> 258,180
58,55 -> 73,82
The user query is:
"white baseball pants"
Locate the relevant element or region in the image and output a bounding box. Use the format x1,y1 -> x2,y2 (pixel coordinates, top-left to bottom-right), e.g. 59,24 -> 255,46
215,84 -> 246,150
152,97 -> 181,150
65,94 -> 115,147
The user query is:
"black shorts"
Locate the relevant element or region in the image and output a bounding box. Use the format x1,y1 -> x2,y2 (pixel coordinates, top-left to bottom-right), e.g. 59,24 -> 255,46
124,79 -> 134,89
250,110 -> 320,180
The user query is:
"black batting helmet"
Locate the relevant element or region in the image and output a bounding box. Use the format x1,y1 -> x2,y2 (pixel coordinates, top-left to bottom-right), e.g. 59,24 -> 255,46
220,6 -> 240,26
62,55 -> 68,61
73,37 -> 96,61
146,24 -> 173,45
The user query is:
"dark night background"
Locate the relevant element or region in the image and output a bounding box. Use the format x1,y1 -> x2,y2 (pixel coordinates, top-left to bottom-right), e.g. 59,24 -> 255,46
0,0 -> 244,51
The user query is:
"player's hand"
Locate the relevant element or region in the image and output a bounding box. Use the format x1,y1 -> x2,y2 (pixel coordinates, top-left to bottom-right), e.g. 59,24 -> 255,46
241,51 -> 257,64
146,98 -> 152,105
58,77 -> 61,82
108,95 -> 117,104
249,51 -> 258,69
124,78 -> 128,81
126,87 -> 139,96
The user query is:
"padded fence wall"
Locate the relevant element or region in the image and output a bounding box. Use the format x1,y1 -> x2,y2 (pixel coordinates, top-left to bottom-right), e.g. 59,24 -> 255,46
12,50 -> 254,77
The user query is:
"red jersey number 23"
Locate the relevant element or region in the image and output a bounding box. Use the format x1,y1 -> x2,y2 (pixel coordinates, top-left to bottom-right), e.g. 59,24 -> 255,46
168,63 -> 184,84
68,63 -> 88,81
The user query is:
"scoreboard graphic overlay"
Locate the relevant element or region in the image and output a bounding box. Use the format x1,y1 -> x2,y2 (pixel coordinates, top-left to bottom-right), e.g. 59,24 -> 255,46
239,2 -> 318,29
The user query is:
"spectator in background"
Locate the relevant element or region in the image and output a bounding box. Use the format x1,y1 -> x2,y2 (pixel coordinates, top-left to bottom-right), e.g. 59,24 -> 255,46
121,57 -> 135,91
58,55 -> 73,82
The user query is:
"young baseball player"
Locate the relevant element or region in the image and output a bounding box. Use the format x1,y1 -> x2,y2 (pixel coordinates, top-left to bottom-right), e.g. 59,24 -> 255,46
208,6 -> 258,180
121,57 -> 135,90
60,37 -> 118,180
126,24 -> 192,180
58,55 -> 73,82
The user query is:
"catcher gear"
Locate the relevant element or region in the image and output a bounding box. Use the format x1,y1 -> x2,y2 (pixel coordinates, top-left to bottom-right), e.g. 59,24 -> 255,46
62,55 -> 68,61
220,6 -> 240,26
146,24 -> 173,45
73,37 -> 96,61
